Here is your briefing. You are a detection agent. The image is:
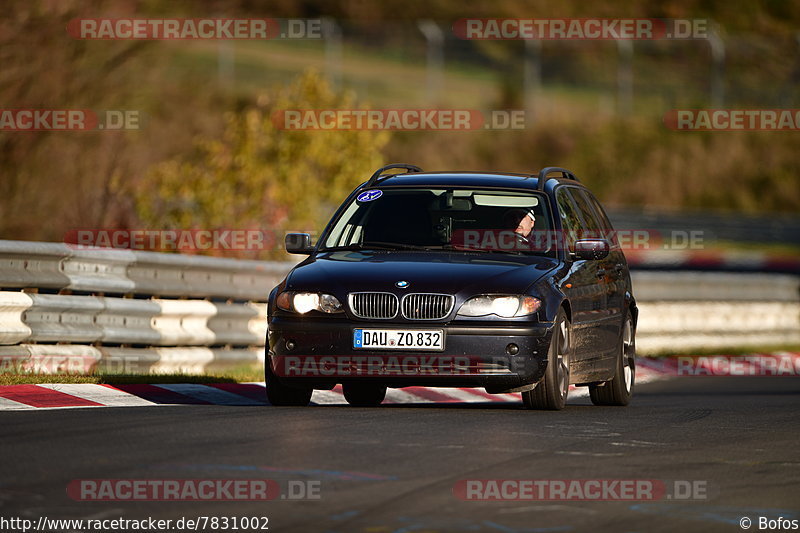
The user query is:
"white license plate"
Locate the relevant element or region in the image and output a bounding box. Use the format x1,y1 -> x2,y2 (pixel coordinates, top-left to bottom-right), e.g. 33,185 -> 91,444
353,329 -> 444,350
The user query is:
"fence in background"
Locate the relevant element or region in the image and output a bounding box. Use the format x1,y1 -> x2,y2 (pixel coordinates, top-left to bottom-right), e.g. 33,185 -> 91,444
281,21 -> 800,114
0,240 -> 797,374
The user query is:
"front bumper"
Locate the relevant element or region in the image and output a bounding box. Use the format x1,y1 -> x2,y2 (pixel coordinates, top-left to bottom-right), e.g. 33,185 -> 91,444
267,317 -> 554,393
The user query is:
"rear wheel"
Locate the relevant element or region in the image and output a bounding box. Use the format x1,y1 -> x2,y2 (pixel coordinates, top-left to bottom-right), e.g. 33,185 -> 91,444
343,383 -> 387,407
523,309 -> 571,410
265,365 -> 313,406
590,311 -> 635,406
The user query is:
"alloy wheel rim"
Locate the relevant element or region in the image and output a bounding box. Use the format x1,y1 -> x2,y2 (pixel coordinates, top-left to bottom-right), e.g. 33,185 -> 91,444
622,318 -> 633,393
557,319 -> 570,399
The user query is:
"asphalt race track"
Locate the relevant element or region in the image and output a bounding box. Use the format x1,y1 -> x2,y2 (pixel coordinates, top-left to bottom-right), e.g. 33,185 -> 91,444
2,376 -> 798,533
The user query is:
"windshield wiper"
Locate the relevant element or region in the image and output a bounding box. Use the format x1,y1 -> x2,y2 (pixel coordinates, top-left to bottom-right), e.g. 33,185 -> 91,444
322,241 -> 430,252
323,242 -> 547,254
419,244 -> 487,253
443,245 -> 544,255
360,241 -> 431,250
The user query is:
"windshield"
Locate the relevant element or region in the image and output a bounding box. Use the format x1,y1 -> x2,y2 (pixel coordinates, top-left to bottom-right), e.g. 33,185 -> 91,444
321,187 -> 555,255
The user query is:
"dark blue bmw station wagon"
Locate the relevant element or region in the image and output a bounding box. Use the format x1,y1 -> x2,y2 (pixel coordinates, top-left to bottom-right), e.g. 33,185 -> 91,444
267,164 -> 637,410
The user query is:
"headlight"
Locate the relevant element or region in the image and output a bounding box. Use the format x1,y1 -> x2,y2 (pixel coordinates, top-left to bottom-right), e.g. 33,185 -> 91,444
276,291 -> 343,314
457,295 -> 541,318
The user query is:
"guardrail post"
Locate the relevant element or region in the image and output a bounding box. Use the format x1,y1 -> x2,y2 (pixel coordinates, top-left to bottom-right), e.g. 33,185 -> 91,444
322,18 -> 343,90
418,20 -> 444,103
616,38 -> 633,115
523,37 -> 542,119
708,24 -> 725,108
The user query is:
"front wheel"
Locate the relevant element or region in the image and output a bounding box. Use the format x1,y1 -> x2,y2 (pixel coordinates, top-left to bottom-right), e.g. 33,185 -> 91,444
590,311 -> 635,406
343,383 -> 387,407
523,309 -> 571,410
265,365 -> 313,406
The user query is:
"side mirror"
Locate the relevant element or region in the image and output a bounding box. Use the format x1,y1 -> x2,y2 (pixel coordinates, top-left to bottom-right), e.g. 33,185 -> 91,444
285,233 -> 314,254
574,239 -> 610,260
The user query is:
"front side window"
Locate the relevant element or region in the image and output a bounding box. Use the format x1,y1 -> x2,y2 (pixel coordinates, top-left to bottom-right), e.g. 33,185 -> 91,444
580,191 -> 614,233
322,188 -> 554,255
556,188 -> 582,251
567,188 -> 603,235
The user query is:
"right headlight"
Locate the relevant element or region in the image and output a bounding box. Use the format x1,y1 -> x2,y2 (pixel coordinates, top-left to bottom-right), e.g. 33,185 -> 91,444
457,295 -> 541,318
276,291 -> 343,314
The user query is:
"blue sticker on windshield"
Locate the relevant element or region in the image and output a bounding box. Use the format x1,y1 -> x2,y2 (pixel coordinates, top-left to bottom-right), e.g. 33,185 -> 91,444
357,190 -> 383,202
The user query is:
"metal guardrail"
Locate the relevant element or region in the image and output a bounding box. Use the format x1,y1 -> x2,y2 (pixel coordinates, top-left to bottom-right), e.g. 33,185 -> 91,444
0,240 -> 287,373
632,271 -> 800,353
607,209 -> 800,247
631,271 -> 800,302
0,240 -> 797,372
0,290 -> 268,347
0,240 -> 291,299
0,344 -> 265,374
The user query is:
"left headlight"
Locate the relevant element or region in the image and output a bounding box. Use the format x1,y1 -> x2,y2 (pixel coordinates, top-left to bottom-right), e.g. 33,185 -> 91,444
276,291 -> 343,314
457,295 -> 541,318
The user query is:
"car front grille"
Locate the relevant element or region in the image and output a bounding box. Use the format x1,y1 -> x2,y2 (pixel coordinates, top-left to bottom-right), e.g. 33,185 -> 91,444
348,292 -> 399,319
348,292 -> 455,320
401,293 -> 454,320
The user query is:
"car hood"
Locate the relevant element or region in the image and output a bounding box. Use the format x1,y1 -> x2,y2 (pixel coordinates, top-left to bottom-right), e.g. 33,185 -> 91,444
285,250 -> 559,296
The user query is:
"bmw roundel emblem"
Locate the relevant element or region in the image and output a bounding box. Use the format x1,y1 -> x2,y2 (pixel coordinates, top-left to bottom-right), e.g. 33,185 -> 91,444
395,280 -> 409,288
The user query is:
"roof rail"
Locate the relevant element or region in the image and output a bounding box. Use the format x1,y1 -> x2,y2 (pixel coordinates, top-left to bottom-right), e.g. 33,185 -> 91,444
536,167 -> 579,191
366,163 -> 423,187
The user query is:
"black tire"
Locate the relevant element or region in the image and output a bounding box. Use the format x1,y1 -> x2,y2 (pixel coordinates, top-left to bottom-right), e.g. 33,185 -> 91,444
343,383 -> 387,407
265,364 -> 313,406
523,309 -> 571,410
590,310 -> 635,406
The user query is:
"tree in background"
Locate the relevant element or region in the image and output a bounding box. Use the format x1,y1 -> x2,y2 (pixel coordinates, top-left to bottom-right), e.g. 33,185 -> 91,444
134,70 -> 390,258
